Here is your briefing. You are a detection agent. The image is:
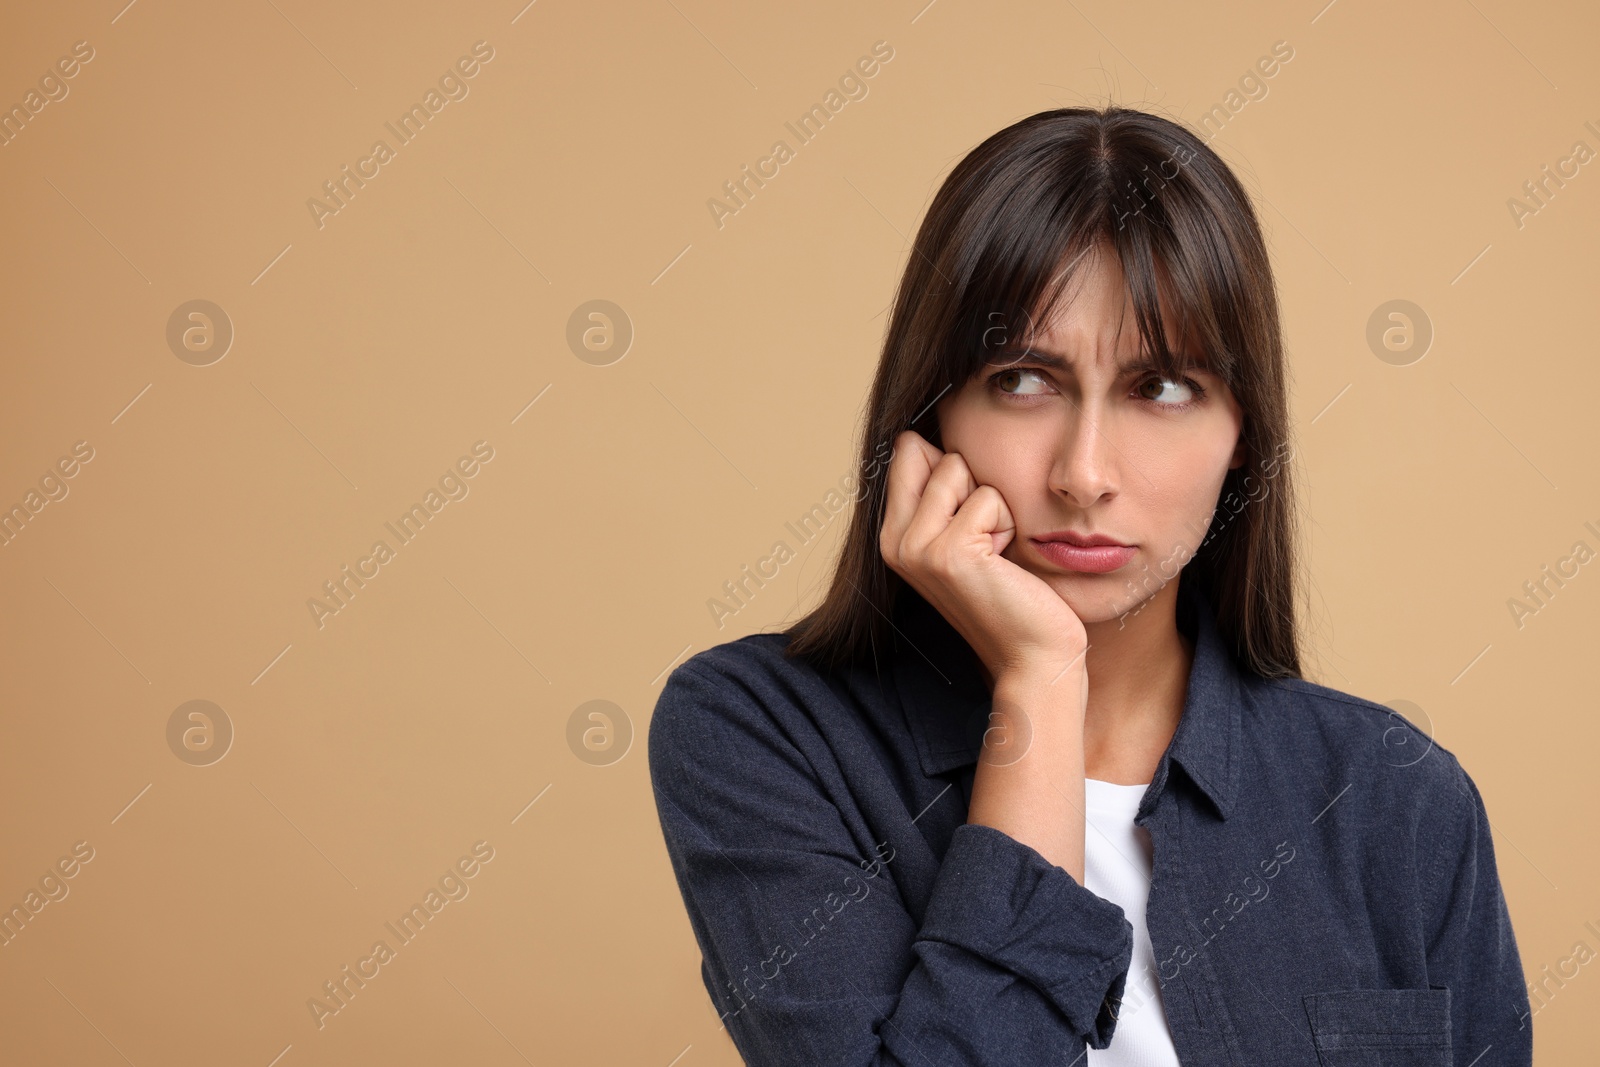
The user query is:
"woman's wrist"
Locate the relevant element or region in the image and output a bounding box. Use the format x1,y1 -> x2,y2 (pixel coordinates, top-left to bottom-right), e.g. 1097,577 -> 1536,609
991,658 -> 1088,715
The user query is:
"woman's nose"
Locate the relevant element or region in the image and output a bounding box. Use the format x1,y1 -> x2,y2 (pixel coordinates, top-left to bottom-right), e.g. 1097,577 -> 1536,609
1048,402 -> 1117,507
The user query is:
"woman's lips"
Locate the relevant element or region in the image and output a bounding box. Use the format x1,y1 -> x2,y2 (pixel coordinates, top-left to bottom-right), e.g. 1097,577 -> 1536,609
1030,538 -> 1136,574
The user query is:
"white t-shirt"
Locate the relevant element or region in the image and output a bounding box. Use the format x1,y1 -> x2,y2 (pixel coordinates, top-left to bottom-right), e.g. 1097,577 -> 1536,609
1083,778 -> 1181,1066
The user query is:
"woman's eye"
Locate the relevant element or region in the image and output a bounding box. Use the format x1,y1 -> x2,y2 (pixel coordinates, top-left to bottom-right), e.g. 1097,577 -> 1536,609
992,368 -> 1052,395
1138,376 -> 1198,406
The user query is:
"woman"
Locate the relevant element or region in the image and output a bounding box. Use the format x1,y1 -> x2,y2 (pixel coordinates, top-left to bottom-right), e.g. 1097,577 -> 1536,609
648,107 -> 1531,1065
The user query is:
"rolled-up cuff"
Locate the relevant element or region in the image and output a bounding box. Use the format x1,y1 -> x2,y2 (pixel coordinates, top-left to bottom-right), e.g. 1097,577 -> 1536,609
918,822 -> 1135,1046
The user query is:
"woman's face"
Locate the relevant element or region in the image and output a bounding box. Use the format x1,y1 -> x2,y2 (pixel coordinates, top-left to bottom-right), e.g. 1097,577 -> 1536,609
935,247 -> 1246,627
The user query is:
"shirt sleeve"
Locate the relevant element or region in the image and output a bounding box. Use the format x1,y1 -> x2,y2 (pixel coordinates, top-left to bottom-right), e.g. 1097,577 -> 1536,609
647,660 -> 1135,1066
1418,752 -> 1533,1066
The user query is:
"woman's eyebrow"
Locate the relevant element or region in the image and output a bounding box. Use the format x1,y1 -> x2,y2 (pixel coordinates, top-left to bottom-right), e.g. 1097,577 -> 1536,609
991,346 -> 1203,375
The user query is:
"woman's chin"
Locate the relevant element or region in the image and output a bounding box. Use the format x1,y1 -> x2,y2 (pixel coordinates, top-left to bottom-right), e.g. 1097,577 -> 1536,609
1039,574 -> 1156,628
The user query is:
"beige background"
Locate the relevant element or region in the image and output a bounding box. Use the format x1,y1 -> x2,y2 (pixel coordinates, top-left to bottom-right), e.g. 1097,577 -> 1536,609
1,0 -> 1595,1063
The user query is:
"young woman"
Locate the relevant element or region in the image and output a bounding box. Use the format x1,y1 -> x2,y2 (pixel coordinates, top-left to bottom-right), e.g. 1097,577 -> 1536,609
648,107 -> 1531,1066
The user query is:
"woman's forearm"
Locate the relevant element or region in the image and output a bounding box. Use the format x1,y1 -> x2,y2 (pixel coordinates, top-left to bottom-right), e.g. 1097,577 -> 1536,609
966,663 -> 1089,882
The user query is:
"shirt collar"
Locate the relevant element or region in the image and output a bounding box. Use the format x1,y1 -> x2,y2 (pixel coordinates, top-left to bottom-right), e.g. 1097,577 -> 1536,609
887,576 -> 1244,820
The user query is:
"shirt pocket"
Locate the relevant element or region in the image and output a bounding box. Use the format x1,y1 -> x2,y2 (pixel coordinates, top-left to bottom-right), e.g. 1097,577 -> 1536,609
1301,987 -> 1451,1067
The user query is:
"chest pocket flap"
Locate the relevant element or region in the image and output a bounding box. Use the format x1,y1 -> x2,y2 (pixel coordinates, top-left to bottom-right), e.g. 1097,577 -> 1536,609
1302,987 -> 1451,1067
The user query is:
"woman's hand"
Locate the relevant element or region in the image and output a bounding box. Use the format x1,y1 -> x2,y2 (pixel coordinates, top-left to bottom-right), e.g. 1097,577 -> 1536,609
878,429 -> 1087,689
880,429 -> 1092,879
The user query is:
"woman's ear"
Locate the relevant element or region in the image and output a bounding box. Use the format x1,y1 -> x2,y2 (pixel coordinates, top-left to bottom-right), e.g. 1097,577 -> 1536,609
1228,428 -> 1248,471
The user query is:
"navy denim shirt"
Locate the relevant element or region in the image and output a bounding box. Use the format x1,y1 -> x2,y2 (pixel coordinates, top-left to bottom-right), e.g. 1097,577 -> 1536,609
648,578 -> 1532,1065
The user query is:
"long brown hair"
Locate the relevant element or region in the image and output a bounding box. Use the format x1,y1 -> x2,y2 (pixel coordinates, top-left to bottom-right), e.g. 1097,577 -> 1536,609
783,105 -> 1303,681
